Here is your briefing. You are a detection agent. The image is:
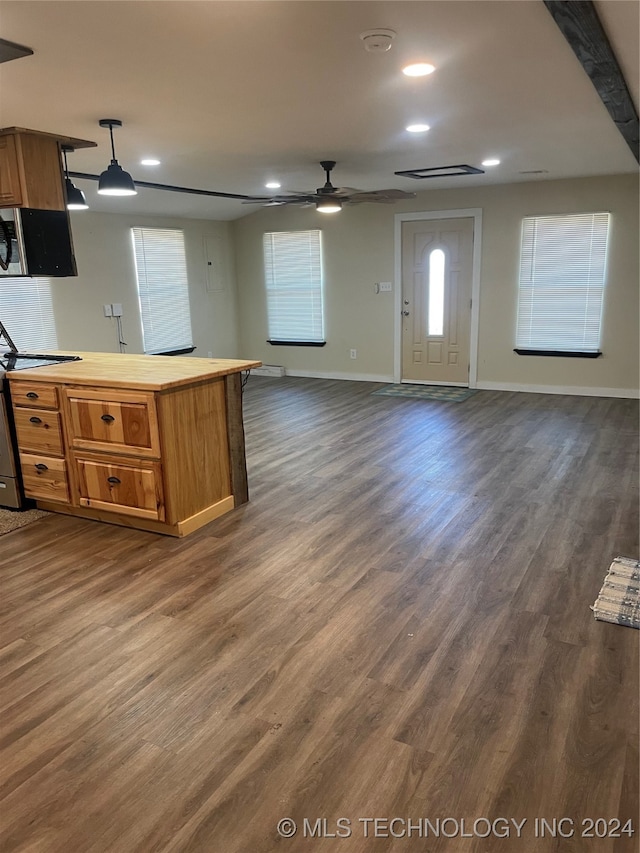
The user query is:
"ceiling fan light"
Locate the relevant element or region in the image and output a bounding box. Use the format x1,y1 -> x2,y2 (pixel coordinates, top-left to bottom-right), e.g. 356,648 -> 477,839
98,161 -> 137,196
316,198 -> 342,213
65,177 -> 89,210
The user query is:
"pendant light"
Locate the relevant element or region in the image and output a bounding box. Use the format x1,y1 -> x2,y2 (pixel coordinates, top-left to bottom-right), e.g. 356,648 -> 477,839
97,119 -> 137,196
61,145 -> 88,210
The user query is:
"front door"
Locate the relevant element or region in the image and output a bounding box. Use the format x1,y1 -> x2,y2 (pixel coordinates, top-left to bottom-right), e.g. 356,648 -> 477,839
401,217 -> 474,385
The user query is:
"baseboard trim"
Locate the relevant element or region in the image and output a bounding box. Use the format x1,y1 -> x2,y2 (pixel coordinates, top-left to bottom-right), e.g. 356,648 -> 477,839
476,381 -> 640,399
285,369 -> 394,383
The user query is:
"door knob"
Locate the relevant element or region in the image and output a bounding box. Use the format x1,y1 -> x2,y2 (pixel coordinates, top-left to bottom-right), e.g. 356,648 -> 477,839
402,310 -> 410,316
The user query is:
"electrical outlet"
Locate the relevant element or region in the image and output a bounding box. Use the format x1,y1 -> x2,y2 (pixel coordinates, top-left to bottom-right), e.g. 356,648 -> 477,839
207,351 -> 213,358
103,304 -> 113,317
111,303 -> 123,317
350,349 -> 357,359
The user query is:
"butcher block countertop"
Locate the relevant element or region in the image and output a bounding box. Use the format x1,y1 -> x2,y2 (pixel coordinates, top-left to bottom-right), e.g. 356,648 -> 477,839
5,352 -> 262,391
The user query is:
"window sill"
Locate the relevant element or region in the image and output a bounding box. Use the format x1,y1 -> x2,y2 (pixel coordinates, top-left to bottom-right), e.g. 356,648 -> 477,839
514,349 -> 602,359
267,340 -> 326,347
148,346 -> 196,356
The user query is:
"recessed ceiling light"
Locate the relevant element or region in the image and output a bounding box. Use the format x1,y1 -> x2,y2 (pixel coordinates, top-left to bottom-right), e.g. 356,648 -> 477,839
402,63 -> 436,77
265,181 -> 281,189
140,158 -> 160,166
482,158 -> 501,167
406,124 -> 431,133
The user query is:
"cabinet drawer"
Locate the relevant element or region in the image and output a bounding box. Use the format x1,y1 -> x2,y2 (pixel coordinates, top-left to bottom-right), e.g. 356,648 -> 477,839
65,389 -> 160,458
20,453 -> 69,503
76,456 -> 164,521
10,381 -> 59,409
14,408 -> 64,456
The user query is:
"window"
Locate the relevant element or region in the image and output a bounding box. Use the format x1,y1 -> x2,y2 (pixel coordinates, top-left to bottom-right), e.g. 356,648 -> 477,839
131,227 -> 193,354
263,229 -> 325,344
515,212 -> 610,355
428,248 -> 445,336
0,277 -> 57,350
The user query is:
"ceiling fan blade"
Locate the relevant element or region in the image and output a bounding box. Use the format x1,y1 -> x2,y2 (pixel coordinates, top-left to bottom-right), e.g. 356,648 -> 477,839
241,193 -> 316,206
347,189 -> 417,202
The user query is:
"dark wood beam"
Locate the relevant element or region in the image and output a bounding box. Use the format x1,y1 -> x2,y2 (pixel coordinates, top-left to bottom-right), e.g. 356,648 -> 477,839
544,0 -> 639,163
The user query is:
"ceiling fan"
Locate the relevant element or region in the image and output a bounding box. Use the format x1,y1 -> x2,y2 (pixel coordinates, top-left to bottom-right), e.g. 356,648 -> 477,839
68,160 -> 416,211
243,161 -> 416,211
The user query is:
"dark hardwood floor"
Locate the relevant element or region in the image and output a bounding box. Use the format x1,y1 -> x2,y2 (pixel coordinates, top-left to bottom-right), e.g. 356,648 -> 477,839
1,377 -> 638,852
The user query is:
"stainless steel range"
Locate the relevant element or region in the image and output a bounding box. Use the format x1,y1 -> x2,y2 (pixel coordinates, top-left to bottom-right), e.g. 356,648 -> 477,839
0,368 -> 21,507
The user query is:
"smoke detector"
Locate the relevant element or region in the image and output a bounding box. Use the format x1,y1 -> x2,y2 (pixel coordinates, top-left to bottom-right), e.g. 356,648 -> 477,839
360,28 -> 396,52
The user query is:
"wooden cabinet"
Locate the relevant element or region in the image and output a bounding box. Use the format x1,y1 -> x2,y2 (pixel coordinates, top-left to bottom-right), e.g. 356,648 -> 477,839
19,453 -> 70,503
0,127 -> 96,211
75,454 -> 164,521
0,130 -> 66,210
65,387 -> 165,521
10,380 -> 59,409
65,388 -> 160,457
7,354 -> 260,536
0,135 -> 25,207
14,408 -> 65,456
12,381 -> 69,505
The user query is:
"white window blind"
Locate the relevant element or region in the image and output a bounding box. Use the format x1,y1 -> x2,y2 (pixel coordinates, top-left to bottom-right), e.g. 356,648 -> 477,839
131,227 -> 193,354
263,230 -> 325,343
0,278 -> 57,350
515,212 -> 610,352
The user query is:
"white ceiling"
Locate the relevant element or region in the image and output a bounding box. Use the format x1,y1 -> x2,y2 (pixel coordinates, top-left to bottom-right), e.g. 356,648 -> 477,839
1,0 -> 638,221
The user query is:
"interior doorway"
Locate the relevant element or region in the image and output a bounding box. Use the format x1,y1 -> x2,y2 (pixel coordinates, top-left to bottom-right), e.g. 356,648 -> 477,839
394,209 -> 482,386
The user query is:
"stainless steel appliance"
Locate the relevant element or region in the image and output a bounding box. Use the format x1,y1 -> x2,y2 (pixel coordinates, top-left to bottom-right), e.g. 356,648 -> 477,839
0,207 -> 76,277
0,369 -> 21,507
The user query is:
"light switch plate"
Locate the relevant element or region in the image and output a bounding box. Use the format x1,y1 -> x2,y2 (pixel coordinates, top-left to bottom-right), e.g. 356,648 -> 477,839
379,282 -> 393,292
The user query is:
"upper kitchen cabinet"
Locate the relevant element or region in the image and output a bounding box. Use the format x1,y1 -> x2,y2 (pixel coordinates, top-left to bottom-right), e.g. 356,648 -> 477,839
0,127 -> 95,210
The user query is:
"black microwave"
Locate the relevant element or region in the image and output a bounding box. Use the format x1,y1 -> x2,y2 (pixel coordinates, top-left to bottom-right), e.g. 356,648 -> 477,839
0,207 -> 77,277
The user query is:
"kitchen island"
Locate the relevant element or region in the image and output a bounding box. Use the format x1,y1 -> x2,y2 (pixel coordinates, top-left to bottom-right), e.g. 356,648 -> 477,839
6,352 -> 261,536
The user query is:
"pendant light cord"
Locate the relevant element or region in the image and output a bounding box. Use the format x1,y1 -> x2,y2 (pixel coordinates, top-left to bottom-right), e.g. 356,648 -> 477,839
108,124 -> 117,163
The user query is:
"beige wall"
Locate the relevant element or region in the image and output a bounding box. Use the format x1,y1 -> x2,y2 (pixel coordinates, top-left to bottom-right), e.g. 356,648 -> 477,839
233,174 -> 639,395
51,211 -> 239,357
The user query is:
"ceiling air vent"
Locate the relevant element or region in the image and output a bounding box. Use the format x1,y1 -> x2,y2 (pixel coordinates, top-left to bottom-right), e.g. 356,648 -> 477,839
395,165 -> 485,179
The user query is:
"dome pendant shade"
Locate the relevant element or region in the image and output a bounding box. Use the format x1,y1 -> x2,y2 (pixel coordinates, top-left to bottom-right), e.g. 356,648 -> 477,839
98,161 -> 137,196
65,177 -> 88,210
61,144 -> 89,210
97,119 -> 137,197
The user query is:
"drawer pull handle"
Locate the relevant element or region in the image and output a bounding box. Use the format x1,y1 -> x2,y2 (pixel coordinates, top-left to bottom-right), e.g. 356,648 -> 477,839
26,392 -> 39,399
101,414 -> 115,423
107,476 -> 121,485
29,416 -> 43,424
34,463 -> 49,471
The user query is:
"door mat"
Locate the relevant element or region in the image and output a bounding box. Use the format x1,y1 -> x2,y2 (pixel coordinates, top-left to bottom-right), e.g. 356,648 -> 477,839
591,557 -> 640,629
372,384 -> 477,402
0,507 -> 49,536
